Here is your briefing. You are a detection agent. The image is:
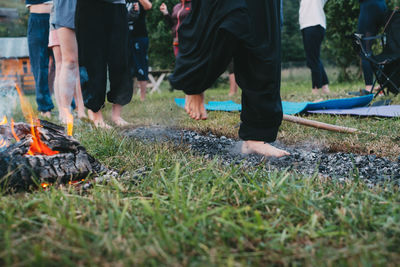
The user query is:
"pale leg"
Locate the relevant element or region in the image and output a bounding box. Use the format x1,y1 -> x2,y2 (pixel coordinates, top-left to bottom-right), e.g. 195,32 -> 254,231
52,45 -> 62,120
228,73 -> 238,96
111,104 -> 129,126
57,27 -> 78,123
139,80 -> 147,101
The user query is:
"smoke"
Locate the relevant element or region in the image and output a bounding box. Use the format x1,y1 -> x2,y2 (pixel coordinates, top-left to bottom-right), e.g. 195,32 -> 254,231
0,80 -> 18,118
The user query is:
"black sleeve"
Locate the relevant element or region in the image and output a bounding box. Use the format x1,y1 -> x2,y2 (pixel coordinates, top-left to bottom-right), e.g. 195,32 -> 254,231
163,13 -> 173,27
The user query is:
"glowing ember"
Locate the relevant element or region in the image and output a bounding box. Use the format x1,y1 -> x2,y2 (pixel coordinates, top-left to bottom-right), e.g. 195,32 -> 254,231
41,182 -> 49,189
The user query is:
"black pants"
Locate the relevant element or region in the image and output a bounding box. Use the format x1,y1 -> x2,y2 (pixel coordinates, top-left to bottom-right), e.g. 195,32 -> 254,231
302,25 -> 329,89
170,0 -> 282,142
75,0 -> 133,112
358,0 -> 387,85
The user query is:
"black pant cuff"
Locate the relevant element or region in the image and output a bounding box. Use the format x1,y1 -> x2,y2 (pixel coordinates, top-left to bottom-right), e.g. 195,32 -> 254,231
239,122 -> 279,143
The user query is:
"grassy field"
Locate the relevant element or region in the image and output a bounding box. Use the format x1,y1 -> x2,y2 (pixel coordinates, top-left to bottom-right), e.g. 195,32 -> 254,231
1,68 -> 400,266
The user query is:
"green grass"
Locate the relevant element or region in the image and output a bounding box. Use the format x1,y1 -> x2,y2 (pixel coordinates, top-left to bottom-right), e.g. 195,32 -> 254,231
1,68 -> 400,266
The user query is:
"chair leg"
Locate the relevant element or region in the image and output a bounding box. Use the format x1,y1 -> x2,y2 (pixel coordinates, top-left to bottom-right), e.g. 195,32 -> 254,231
370,79 -> 377,94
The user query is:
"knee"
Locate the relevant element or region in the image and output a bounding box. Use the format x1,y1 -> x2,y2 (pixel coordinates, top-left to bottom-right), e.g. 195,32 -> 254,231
62,56 -> 78,70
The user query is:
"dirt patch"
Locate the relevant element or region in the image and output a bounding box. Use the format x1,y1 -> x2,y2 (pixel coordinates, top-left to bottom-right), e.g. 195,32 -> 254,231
124,126 -> 400,186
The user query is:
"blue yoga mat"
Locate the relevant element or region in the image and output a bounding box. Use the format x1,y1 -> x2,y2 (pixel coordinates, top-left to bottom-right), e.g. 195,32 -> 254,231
308,105 -> 400,117
174,94 -> 374,115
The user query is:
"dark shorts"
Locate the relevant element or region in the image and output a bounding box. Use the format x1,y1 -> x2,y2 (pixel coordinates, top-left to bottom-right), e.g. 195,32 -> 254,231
130,36 -> 149,81
52,0 -> 77,30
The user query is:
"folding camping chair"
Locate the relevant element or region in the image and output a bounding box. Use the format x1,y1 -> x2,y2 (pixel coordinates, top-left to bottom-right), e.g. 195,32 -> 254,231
353,8 -> 400,97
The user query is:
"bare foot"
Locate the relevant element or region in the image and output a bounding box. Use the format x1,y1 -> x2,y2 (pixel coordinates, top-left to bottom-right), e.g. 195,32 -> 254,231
76,110 -> 87,120
241,140 -> 290,158
322,85 -> 330,94
88,110 -> 112,129
40,111 -> 51,119
111,104 -> 130,126
184,95 -> 190,113
312,88 -> 319,95
112,117 -> 130,126
185,93 -> 208,120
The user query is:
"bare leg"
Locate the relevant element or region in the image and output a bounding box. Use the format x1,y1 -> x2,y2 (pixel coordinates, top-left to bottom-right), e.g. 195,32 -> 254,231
139,81 -> 147,101
242,140 -> 290,158
74,67 -> 86,119
88,109 -> 111,129
48,53 -> 55,96
228,73 -> 238,96
57,27 -> 78,123
185,93 -> 208,120
52,45 -> 62,120
111,104 -> 129,126
312,87 -> 319,95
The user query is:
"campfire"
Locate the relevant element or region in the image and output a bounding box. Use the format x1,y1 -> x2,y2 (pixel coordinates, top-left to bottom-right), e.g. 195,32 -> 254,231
0,85 -> 107,192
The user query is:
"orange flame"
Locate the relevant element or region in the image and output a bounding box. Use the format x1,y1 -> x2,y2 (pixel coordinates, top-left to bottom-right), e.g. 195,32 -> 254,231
10,119 -> 20,142
26,117 -> 59,156
14,84 -> 59,156
67,112 -> 73,136
1,117 -> 9,149
0,116 -> 7,125
0,137 -> 6,149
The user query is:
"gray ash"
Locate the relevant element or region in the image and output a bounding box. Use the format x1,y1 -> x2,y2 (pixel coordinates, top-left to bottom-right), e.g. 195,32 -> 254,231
125,126 -> 400,186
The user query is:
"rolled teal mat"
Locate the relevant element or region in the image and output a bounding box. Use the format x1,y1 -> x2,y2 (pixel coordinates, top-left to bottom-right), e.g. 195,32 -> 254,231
174,94 -> 374,115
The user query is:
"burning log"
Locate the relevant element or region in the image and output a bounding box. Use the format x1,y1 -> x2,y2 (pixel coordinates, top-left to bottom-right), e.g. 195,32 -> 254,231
0,120 -> 107,192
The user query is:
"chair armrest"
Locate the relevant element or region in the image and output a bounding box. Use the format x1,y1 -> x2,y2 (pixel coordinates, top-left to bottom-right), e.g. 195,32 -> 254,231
362,34 -> 386,47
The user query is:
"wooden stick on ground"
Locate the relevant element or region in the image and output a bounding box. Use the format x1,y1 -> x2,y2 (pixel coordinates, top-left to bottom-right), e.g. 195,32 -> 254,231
283,114 -> 359,134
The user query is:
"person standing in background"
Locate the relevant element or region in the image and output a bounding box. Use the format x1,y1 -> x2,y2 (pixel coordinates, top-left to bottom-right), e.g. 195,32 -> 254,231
25,0 -> 54,118
358,0 -> 387,92
128,0 -> 152,101
160,0 -> 191,57
160,1 -> 239,97
169,0 -> 290,158
76,0 -> 133,128
48,5 -> 86,121
299,0 -> 330,95
52,0 -> 86,123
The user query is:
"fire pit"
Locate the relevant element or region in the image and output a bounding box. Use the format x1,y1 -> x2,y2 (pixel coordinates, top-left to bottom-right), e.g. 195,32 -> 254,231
0,84 -> 107,192
0,118 -> 107,191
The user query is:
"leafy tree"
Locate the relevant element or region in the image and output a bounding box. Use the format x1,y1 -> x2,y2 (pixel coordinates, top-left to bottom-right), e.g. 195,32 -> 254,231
281,0 -> 305,63
0,0 -> 28,37
324,0 -> 361,81
146,0 -> 177,69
